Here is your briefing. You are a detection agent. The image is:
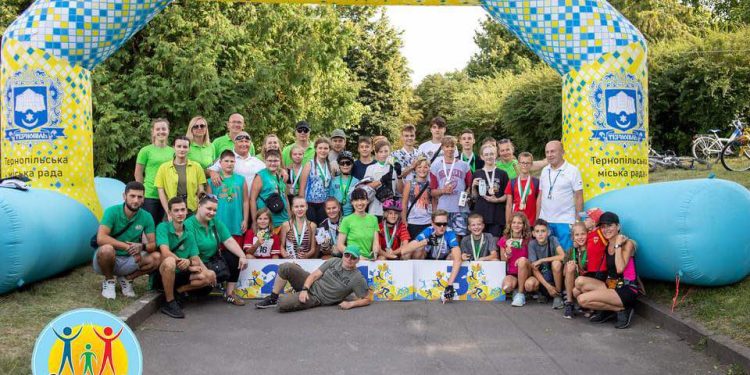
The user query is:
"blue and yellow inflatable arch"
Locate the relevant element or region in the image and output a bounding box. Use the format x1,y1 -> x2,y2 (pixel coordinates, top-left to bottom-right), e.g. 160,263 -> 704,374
1,0 -> 748,293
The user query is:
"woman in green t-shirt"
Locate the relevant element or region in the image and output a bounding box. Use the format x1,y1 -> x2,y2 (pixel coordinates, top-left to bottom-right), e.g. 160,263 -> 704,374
337,188 -> 380,260
136,118 -> 175,224
186,116 -> 215,172
186,194 -> 248,306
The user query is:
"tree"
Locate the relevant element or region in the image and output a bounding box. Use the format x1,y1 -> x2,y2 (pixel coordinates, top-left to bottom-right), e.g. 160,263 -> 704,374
338,6 -> 414,143
609,0 -> 712,42
410,71 -> 470,139
91,2 -> 365,177
465,16 -> 540,79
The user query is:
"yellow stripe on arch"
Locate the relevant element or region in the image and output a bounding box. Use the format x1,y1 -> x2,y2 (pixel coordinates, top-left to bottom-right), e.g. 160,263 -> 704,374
201,0 -> 481,5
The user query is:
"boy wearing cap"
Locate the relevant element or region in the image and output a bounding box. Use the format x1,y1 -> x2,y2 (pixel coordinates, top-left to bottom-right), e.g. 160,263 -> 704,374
329,151 -> 359,216
282,120 -> 315,167
329,129 -> 347,167
255,246 -> 371,311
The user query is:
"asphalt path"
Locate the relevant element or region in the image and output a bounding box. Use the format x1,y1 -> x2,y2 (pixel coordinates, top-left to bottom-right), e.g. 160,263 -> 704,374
137,298 -> 723,375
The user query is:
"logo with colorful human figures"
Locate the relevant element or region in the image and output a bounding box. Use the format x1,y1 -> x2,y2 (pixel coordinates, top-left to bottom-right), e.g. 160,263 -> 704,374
32,308 -> 142,375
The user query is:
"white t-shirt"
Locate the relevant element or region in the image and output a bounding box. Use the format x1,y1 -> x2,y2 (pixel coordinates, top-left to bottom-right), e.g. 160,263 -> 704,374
538,161 -> 583,224
417,140 -> 459,162
363,162 -> 395,216
209,151 -> 266,188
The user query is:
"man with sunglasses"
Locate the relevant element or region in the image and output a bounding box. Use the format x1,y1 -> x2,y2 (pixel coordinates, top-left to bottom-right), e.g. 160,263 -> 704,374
208,131 -> 265,191
212,113 -> 255,160
255,246 -> 371,311
400,209 -> 463,302
282,120 -> 315,167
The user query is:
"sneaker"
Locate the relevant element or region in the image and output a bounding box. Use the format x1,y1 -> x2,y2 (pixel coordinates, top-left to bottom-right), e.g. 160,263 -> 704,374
160,300 -> 185,319
511,292 -> 526,307
101,279 -> 116,300
225,291 -> 246,306
589,310 -> 616,323
563,302 -> 574,319
117,276 -> 136,297
255,295 -> 279,309
615,308 -> 635,329
552,296 -> 564,309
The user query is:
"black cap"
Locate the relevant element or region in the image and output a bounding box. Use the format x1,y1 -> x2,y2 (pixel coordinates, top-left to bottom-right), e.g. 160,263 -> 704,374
338,150 -> 354,162
598,212 -> 619,225
295,120 -> 310,131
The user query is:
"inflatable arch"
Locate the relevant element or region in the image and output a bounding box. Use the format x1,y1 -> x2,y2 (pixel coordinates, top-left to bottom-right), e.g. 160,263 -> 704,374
1,1 -> 748,293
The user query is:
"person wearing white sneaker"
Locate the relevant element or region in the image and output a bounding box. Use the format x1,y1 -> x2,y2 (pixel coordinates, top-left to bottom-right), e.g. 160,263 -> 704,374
498,213 -> 533,307
92,181 -> 161,299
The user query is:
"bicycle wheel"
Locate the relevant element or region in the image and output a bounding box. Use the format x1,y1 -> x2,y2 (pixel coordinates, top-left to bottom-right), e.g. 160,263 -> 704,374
691,137 -> 721,162
720,135 -> 750,171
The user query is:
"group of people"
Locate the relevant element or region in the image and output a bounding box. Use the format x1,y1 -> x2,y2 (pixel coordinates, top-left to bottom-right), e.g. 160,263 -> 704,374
91,115 -> 641,329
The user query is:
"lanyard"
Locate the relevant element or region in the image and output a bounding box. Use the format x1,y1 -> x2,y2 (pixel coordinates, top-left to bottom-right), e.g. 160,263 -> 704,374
461,152 -> 475,172
290,165 -> 302,190
470,234 -> 484,261
339,175 -> 352,205
547,167 -> 563,199
383,221 -> 399,249
292,219 -> 307,248
442,159 -> 457,184
433,236 -> 446,259
315,160 -> 330,188
484,168 -> 496,195
327,220 -> 338,242
517,177 -> 532,203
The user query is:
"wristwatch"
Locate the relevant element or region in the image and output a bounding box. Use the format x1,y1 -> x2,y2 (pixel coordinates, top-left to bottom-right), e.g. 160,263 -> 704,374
302,287 -> 310,292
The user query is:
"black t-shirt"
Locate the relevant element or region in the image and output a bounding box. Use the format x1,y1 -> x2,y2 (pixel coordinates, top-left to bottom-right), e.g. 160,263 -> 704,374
352,159 -> 376,181
473,168 -> 509,225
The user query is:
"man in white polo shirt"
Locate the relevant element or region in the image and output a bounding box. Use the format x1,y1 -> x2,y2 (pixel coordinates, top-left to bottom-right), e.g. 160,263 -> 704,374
536,140 -> 583,250
208,131 -> 266,189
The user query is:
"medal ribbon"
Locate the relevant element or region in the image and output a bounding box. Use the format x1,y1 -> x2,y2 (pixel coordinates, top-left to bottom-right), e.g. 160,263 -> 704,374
517,177 -> 532,205
470,234 -> 484,261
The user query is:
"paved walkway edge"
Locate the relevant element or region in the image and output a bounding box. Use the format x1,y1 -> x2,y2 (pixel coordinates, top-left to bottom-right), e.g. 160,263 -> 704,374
120,292 -> 750,372
118,291 -> 162,329
637,297 -> 750,372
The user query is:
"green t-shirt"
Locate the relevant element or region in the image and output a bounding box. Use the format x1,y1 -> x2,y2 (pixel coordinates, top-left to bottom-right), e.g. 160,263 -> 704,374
208,173 -> 246,236
281,143 -> 315,167
184,215 -> 232,262
310,258 -> 369,305
136,144 -> 175,198
100,204 -> 156,256
213,134 -> 255,160
339,213 -> 379,260
156,221 -> 199,272
496,159 -> 518,180
188,142 -> 216,170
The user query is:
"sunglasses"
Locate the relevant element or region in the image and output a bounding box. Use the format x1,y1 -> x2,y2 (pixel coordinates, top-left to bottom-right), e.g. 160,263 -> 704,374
235,135 -> 251,141
200,193 -> 219,203
193,124 -> 207,129
297,128 -> 310,134
339,161 -> 353,166
433,222 -> 448,227
343,253 -> 359,260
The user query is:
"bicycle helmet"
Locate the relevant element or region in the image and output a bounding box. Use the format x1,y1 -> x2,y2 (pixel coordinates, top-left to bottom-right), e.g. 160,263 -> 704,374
382,198 -> 402,212
338,150 -> 354,163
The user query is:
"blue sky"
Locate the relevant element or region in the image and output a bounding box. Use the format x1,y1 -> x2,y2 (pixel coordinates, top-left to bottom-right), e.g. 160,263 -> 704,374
385,6 -> 487,85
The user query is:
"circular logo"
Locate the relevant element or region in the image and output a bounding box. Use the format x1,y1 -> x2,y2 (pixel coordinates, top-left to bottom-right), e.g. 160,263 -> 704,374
32,308 -> 142,375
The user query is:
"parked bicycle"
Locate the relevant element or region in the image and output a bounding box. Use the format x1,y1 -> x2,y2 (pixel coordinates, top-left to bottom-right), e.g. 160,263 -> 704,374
719,123 -> 750,171
691,119 -> 745,162
649,148 -> 709,173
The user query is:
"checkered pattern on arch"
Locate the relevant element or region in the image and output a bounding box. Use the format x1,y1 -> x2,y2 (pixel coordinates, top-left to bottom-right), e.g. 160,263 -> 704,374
3,0 -> 173,70
479,0 -> 646,75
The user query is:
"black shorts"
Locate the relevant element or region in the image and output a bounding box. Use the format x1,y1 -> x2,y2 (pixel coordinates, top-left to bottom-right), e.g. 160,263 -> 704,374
407,224 -> 430,240
615,285 -> 639,309
583,272 -> 607,282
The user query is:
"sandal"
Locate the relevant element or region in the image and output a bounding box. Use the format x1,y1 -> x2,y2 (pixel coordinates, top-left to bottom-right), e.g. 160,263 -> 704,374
224,291 -> 246,306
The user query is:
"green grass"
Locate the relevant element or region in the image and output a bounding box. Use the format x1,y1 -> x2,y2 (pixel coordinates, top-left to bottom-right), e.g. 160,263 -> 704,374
0,165 -> 747,374
647,166 -> 750,350
0,266 -> 147,375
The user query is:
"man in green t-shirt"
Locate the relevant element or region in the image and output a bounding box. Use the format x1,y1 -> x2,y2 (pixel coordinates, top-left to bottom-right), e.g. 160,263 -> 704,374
92,181 -> 160,300
255,246 -> 371,311
496,139 -> 548,179
281,120 -> 315,166
212,113 -> 256,160
156,197 -> 215,319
